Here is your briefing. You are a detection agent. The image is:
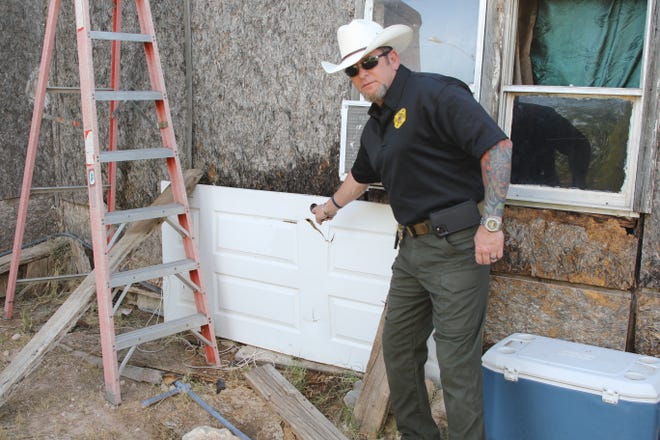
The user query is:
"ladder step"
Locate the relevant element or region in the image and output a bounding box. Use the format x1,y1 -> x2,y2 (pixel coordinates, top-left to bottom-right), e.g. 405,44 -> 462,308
104,203 -> 186,225
46,86 -> 113,94
89,30 -> 152,42
31,185 -> 92,194
18,185 -> 109,198
115,313 -> 209,351
99,147 -> 174,163
16,273 -> 89,284
95,90 -> 162,101
110,258 -> 198,288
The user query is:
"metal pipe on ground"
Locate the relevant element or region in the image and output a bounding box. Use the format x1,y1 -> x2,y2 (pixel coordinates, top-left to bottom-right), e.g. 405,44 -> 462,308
141,380 -> 252,440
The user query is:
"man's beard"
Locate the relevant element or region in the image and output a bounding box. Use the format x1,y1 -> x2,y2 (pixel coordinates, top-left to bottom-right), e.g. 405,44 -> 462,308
363,83 -> 388,103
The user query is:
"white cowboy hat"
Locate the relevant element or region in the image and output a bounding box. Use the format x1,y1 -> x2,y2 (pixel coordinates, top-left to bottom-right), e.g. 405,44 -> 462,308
322,19 -> 413,74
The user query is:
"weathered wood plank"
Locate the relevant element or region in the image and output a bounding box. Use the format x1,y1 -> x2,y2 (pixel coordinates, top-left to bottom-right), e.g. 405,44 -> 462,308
351,307 -> 391,437
0,169 -> 203,408
0,236 -> 71,275
244,364 -> 348,440
634,0 -> 659,213
479,0 -> 508,117
1,237 -> 91,300
0,276 -> 7,299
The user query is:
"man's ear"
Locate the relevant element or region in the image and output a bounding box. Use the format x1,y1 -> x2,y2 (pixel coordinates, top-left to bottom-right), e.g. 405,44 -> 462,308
389,49 -> 401,69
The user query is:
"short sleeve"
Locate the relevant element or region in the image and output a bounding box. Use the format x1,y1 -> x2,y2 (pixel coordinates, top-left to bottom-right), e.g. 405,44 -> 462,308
433,83 -> 507,159
350,143 -> 380,184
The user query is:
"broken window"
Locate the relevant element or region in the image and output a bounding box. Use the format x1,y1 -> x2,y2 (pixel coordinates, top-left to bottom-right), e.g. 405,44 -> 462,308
510,95 -> 632,192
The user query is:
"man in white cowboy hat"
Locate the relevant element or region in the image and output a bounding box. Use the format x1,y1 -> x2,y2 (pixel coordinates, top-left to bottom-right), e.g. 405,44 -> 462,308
312,19 -> 512,440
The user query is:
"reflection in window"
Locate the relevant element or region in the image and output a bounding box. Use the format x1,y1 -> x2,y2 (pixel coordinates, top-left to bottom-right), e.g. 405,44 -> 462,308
372,0 -> 480,85
510,96 -> 632,192
515,0 -> 646,87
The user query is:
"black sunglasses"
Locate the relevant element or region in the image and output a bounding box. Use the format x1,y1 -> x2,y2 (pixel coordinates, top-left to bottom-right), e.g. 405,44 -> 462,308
344,48 -> 392,77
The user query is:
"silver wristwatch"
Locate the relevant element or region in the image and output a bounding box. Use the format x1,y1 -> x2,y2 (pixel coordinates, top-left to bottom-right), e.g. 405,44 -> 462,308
480,216 -> 503,232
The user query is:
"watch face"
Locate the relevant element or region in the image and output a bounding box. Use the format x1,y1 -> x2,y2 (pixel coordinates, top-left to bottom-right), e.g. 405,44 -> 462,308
485,218 -> 501,231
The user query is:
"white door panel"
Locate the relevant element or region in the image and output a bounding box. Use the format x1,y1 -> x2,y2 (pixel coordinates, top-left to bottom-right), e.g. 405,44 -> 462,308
163,184 -> 440,378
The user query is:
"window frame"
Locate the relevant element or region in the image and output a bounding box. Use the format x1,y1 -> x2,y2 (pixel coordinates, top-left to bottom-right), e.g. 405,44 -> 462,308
497,0 -> 656,216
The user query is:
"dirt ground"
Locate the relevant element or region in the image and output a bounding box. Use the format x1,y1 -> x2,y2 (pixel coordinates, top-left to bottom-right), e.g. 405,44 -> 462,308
0,281 -> 449,440
0,293 -> 285,439
0,282 -> 355,440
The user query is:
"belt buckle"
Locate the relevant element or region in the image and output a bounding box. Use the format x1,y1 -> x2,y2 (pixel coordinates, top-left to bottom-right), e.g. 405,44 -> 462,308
417,221 -> 431,236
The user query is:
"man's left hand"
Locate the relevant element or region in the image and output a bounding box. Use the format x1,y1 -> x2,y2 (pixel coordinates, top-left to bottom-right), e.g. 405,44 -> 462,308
474,226 -> 504,265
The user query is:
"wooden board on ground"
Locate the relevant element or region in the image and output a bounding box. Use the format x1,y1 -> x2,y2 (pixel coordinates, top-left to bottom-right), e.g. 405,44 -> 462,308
351,307 -> 391,437
0,236 -> 71,275
244,363 -> 348,440
235,345 -> 354,376
0,169 -> 203,408
0,237 -> 90,298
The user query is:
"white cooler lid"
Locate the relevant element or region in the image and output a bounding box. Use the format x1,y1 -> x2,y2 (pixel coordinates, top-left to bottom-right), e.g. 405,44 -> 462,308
482,333 -> 660,404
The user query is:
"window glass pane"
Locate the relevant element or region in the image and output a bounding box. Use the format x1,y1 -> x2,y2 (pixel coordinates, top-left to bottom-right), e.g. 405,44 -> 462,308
515,0 -> 646,87
373,0 -> 480,84
510,96 -> 632,192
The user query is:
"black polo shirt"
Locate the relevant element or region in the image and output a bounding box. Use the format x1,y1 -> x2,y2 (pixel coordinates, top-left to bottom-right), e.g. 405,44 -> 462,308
351,65 -> 507,225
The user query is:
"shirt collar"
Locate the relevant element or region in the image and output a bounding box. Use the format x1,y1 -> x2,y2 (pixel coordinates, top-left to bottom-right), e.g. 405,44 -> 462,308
368,65 -> 411,119
383,64 -> 410,110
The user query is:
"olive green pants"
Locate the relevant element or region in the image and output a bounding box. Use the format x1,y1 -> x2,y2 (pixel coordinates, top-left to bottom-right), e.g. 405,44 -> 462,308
382,226 -> 490,440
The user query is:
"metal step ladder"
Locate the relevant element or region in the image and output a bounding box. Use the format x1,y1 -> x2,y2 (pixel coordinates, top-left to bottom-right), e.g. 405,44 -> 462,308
4,0 -> 220,405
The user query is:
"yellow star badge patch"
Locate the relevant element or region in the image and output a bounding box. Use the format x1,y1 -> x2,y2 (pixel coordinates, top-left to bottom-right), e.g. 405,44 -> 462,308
393,108 -> 407,129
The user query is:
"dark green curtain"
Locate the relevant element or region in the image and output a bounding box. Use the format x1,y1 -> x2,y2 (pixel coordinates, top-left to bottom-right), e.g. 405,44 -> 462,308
530,0 -> 646,88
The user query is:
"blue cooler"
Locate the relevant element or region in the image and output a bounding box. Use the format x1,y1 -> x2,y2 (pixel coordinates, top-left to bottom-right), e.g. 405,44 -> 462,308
482,333 -> 660,440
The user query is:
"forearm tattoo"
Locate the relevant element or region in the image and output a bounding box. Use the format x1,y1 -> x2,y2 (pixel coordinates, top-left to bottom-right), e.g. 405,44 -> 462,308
481,138 -> 512,218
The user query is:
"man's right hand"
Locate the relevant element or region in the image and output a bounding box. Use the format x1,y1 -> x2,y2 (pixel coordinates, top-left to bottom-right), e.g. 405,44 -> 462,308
311,203 -> 334,224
